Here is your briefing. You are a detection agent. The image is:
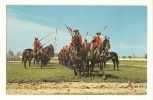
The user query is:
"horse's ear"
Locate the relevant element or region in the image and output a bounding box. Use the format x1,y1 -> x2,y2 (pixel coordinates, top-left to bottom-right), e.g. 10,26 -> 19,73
105,35 -> 107,39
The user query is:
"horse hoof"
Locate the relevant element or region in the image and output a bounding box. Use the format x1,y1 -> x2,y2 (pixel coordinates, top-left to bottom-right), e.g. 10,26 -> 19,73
103,76 -> 106,80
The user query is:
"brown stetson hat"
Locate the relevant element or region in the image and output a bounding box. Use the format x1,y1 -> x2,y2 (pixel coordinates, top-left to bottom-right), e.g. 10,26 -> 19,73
35,37 -> 38,40
95,31 -> 101,35
73,29 -> 79,32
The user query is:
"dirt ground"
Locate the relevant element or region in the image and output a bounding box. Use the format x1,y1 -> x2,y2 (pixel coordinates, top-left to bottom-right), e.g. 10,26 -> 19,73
6,82 -> 147,95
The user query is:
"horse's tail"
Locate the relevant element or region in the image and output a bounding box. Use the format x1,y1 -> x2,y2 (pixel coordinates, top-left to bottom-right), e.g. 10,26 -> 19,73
22,51 -> 25,63
22,49 -> 29,63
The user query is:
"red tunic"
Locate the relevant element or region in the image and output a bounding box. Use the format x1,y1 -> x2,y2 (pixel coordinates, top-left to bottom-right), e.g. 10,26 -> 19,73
78,34 -> 82,43
65,47 -> 69,51
73,34 -> 82,46
34,40 -> 40,49
82,42 -> 89,50
91,36 -> 102,48
69,44 -> 74,50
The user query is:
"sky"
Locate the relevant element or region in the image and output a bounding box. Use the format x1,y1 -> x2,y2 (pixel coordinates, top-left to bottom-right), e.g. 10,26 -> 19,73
6,5 -> 147,57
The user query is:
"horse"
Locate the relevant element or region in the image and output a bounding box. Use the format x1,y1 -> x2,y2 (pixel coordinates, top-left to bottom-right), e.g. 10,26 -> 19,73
104,51 -> 119,71
70,36 -> 85,76
58,53 -> 65,65
86,37 -> 110,79
22,48 -> 33,69
39,44 -> 54,68
63,50 -> 71,67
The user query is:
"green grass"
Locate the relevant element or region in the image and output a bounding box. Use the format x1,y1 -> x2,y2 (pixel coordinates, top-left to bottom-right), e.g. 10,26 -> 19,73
6,60 -> 147,83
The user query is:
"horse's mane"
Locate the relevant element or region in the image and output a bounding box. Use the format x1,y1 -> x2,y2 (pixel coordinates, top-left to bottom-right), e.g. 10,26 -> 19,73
24,48 -> 33,52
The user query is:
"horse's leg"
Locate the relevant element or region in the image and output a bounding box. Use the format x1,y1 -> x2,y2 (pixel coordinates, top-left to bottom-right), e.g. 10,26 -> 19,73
81,62 -> 85,76
33,59 -> 35,66
29,57 -> 32,67
100,62 -> 102,70
104,61 -> 106,68
24,58 -> 27,69
86,60 -> 89,76
101,62 -> 106,79
79,63 -> 81,76
40,59 -> 43,69
74,63 -> 77,76
112,59 -> 115,70
91,62 -> 94,72
116,59 -> 119,71
65,60 -> 67,67
70,61 -> 73,69
89,61 -> 95,76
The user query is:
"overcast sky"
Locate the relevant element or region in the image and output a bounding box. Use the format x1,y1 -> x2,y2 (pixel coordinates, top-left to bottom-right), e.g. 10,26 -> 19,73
6,5 -> 147,57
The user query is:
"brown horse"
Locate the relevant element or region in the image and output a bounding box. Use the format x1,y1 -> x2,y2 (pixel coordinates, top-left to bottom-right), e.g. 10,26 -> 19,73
86,37 -> 110,79
22,44 -> 54,69
22,48 -> 33,69
39,44 -> 54,68
69,45 -> 85,76
58,53 -> 65,65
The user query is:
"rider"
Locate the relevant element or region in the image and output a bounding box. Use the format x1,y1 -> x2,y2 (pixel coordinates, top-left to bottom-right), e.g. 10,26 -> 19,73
34,37 -> 41,54
82,38 -> 89,51
91,31 -> 102,53
69,42 -> 74,51
65,46 -> 69,52
88,31 -> 102,59
62,47 -> 66,55
72,29 -> 82,54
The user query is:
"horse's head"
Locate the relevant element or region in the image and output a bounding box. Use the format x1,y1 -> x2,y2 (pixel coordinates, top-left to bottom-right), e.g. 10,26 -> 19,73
102,36 -> 110,49
46,44 -> 54,51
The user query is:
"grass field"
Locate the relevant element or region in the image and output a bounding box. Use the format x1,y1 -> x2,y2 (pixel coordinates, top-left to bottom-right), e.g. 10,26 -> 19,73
6,60 -> 147,83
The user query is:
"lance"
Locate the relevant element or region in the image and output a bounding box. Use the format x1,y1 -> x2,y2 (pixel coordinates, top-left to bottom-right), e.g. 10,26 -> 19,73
39,30 -> 57,42
65,24 -> 74,37
42,37 -> 56,46
32,29 -> 58,46
85,30 -> 94,37
101,26 -> 107,36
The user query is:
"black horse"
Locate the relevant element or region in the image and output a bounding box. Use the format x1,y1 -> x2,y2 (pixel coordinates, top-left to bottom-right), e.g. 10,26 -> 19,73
104,51 -> 119,71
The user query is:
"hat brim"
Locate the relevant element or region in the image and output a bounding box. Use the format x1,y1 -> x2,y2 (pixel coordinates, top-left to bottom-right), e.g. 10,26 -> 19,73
96,33 -> 101,35
73,30 -> 79,32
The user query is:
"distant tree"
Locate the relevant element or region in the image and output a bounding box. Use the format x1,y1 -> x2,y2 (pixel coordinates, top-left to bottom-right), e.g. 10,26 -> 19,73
128,56 -> 132,58
8,49 -> 14,56
17,52 -> 22,56
122,56 -> 126,58
145,53 -> 147,59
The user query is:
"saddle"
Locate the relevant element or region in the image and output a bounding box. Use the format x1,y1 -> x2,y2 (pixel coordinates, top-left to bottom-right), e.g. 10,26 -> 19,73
33,48 -> 41,55
88,47 -> 105,60
105,52 -> 111,57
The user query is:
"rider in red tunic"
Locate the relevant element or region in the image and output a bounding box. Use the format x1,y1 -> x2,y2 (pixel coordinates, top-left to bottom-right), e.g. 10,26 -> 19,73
88,32 -> 102,59
82,38 -> 89,50
72,29 -> 82,45
69,42 -> 74,51
72,29 -> 82,53
34,37 -> 41,53
91,32 -> 102,50
65,46 -> 69,52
